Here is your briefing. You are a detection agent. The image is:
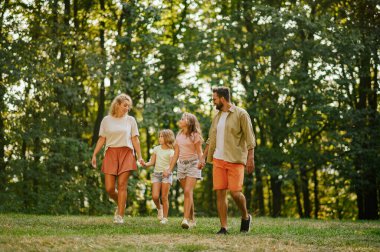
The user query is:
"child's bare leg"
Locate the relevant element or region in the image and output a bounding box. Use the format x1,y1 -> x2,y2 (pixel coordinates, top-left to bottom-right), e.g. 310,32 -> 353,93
161,183 -> 171,218
152,182 -> 162,209
183,177 -> 197,220
190,199 -> 195,221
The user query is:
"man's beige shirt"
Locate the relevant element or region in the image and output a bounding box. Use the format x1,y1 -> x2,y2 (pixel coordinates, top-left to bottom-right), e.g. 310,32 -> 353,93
206,105 -> 256,165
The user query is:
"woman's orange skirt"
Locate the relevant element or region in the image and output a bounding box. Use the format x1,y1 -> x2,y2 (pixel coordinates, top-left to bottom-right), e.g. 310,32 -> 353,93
101,147 -> 137,175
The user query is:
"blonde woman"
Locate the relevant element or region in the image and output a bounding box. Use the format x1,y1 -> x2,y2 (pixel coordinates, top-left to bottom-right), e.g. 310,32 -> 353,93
143,129 -> 175,224
164,112 -> 204,229
91,93 -> 143,224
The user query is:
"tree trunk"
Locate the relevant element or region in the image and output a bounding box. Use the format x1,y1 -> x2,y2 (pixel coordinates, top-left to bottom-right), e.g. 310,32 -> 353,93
207,164 -> 215,214
145,128 -> 151,160
355,161 -> 364,219
253,166 -> 265,216
32,136 -> 41,199
91,0 -> 106,145
356,47 -> 378,219
293,176 -> 304,218
174,180 -> 180,214
366,53 -> 379,220
270,175 -> 282,217
363,172 -> 378,219
60,0 -> 70,62
244,173 -> 253,214
332,174 -> 343,219
0,83 -> 5,181
266,177 -> 272,216
0,1 -> 9,186
313,166 -> 320,219
300,167 -> 311,218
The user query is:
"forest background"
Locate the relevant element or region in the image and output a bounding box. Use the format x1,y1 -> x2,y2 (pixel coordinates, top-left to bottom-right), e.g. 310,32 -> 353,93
0,0 -> 379,220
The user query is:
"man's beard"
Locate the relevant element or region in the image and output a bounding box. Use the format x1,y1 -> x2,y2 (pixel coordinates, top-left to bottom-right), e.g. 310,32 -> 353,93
215,103 -> 223,110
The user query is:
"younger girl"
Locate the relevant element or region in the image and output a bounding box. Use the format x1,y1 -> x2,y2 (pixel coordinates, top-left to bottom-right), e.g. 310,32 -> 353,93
143,129 -> 175,224
164,112 -> 203,229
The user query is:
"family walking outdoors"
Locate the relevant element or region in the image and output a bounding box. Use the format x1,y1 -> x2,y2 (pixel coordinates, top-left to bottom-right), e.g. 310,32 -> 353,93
91,86 -> 256,234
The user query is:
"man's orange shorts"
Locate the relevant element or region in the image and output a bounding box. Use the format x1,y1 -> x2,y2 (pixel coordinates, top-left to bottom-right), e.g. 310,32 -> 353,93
213,158 -> 245,191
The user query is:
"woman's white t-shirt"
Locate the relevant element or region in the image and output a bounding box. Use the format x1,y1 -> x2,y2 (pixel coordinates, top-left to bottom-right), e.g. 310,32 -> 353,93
99,115 -> 139,151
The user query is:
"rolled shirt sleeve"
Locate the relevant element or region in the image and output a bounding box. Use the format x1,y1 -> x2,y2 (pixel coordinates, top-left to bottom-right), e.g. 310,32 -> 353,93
241,112 -> 256,150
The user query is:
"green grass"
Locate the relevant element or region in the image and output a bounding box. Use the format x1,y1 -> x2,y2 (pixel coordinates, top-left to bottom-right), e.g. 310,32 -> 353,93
0,214 -> 379,251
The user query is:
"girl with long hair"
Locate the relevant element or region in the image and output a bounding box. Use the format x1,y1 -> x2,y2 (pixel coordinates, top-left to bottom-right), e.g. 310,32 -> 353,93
165,112 -> 204,229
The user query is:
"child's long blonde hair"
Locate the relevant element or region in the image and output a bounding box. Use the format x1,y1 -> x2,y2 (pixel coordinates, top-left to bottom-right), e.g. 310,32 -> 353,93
160,129 -> 175,149
109,93 -> 132,116
178,112 -> 203,142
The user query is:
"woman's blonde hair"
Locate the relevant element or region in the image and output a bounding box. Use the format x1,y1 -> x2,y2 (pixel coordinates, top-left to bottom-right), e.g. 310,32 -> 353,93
178,112 -> 203,142
109,93 -> 132,117
159,129 -> 175,149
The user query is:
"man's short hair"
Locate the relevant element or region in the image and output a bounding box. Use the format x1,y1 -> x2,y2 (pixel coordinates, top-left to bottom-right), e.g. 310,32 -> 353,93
212,86 -> 230,102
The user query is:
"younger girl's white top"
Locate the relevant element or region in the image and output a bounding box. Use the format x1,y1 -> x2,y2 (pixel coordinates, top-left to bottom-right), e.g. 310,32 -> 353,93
153,145 -> 174,173
99,115 -> 139,151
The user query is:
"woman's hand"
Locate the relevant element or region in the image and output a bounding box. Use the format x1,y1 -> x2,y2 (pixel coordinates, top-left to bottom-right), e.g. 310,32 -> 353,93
91,155 -> 97,168
91,137 -> 105,169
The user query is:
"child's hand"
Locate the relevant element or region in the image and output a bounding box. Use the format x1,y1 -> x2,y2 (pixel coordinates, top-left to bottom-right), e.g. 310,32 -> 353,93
163,169 -> 171,178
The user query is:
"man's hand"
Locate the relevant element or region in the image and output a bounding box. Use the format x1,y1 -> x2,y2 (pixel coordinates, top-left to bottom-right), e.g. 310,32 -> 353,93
246,155 -> 255,174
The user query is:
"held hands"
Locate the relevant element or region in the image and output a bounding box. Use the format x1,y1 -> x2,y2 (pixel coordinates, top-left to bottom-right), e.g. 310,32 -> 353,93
198,158 -> 206,170
138,158 -> 146,167
163,169 -> 171,178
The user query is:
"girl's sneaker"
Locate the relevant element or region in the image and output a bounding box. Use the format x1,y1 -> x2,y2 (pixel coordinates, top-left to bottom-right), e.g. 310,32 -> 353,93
113,207 -> 118,222
160,218 -> 168,224
181,219 -> 189,229
157,205 -> 163,220
189,220 -> 196,228
113,215 -> 124,224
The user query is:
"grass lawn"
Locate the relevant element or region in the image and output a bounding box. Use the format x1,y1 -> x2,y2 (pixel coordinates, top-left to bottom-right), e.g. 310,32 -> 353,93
0,214 -> 379,251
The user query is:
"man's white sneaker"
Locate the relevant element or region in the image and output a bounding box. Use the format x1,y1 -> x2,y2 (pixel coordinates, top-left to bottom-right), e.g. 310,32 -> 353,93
160,218 -> 168,224
181,219 -> 189,229
113,215 -> 124,224
157,205 -> 163,220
